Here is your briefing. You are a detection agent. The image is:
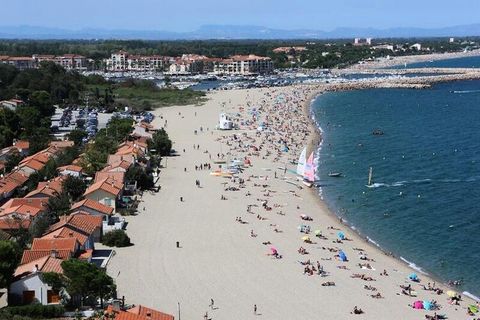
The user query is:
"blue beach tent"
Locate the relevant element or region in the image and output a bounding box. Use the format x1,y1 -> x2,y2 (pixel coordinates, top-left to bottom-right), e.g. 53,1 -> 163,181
339,250 -> 348,262
337,231 -> 345,240
409,273 -> 418,281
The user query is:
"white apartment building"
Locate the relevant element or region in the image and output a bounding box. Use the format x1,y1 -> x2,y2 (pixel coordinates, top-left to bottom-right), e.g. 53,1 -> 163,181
105,51 -> 167,71
213,55 -> 273,75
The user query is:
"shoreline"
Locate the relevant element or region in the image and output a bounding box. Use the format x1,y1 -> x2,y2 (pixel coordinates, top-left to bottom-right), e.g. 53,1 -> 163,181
302,86 -> 480,302
106,79 -> 478,319
345,48 -> 480,70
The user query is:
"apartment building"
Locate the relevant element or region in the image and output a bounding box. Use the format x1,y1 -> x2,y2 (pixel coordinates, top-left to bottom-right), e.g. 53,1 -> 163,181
105,51 -> 167,71
213,54 -> 273,75
0,54 -> 87,70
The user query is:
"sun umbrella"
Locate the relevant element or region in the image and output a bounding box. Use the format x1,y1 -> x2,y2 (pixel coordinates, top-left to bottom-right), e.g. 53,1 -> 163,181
469,305 -> 479,313
413,300 -> 423,309
408,273 -> 418,281
339,250 -> 347,262
270,247 -> 277,254
300,214 -> 307,219
337,231 -> 345,240
302,236 -> 311,241
314,229 -> 322,236
447,290 -> 457,297
423,300 -> 433,310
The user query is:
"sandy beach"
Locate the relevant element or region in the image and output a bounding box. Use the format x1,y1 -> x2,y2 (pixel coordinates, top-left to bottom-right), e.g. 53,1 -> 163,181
104,84 -> 477,319
345,49 -> 480,70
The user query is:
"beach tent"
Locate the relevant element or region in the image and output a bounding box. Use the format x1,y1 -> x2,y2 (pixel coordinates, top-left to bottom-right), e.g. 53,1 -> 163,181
423,300 -> 433,310
469,305 -> 479,313
302,236 -> 311,242
413,301 -> 423,309
314,229 -> 322,236
408,273 -> 419,281
338,250 -> 348,262
337,231 -> 345,240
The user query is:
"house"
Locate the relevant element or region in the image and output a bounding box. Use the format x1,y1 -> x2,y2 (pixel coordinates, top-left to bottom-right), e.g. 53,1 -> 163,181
20,237 -> 80,264
95,171 -> 125,185
47,214 -> 103,243
104,304 -> 174,320
107,154 -> 135,166
115,141 -> 146,159
0,99 -> 24,111
57,165 -> 84,178
0,197 -> 49,233
410,43 -> 422,51
13,140 -> 30,156
10,256 -> 63,305
0,171 -> 29,200
70,199 -> 114,217
25,176 -> 65,198
83,178 -> 123,212
101,160 -> 132,173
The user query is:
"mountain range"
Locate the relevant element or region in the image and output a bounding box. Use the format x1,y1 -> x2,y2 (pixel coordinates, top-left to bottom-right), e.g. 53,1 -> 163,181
0,24 -> 479,40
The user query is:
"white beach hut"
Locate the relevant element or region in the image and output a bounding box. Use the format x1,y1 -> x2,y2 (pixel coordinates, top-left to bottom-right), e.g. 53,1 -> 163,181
218,113 -> 233,130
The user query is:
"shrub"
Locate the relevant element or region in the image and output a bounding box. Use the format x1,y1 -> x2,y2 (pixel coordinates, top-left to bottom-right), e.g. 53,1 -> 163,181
0,304 -> 65,318
102,230 -> 131,247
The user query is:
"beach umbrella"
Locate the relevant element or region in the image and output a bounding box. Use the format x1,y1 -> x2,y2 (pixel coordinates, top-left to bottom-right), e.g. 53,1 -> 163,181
408,273 -> 418,281
300,214 -> 307,219
270,247 -> 278,254
339,250 -> 347,262
446,290 -> 457,297
469,305 -> 479,313
337,231 -> 345,240
302,236 -> 311,242
423,300 -> 433,310
314,229 -> 322,236
413,301 -> 423,309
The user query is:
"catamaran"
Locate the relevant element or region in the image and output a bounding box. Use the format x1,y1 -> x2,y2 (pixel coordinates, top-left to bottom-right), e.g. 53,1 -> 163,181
296,147 -> 316,187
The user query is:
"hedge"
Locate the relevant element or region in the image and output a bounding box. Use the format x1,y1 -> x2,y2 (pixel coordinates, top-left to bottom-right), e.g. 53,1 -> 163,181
0,304 -> 65,318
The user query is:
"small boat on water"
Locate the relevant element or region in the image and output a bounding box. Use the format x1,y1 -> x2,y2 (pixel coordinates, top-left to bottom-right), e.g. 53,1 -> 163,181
372,129 -> 384,136
366,167 -> 374,188
328,172 -> 342,177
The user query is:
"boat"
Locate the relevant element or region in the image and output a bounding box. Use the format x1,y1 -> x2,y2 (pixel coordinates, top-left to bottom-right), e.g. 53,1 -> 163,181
372,129 -> 384,136
366,167 -> 374,188
328,172 -> 342,177
296,147 -> 307,176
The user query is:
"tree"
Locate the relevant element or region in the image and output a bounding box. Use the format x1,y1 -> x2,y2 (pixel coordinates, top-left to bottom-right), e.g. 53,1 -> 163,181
148,128 -> 172,156
102,230 -> 131,247
47,192 -> 71,218
62,176 -> 86,202
125,166 -> 153,190
30,90 -> 54,117
44,259 -> 116,307
0,240 -> 22,287
0,126 -> 14,149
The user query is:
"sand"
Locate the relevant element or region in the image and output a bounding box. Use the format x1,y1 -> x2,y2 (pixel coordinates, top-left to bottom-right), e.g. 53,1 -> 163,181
104,85 -> 476,319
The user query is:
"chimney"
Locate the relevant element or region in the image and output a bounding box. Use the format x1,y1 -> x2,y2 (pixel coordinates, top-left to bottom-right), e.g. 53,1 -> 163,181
51,249 -> 58,258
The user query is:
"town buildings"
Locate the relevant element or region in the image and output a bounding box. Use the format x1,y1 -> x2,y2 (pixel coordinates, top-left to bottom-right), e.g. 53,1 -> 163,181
0,54 -> 88,70
105,51 -> 273,75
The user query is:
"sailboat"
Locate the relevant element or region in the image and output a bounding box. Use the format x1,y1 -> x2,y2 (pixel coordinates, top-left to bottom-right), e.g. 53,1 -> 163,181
296,147 -> 307,176
303,152 -> 315,187
366,167 -> 374,188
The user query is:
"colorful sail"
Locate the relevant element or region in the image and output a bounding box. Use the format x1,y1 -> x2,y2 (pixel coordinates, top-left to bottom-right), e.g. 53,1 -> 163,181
296,147 -> 307,176
304,152 -> 315,182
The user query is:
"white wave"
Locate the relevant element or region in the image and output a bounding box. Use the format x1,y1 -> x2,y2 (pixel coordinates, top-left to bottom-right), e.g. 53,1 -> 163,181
463,291 -> 480,302
400,257 -> 428,275
366,236 -> 380,247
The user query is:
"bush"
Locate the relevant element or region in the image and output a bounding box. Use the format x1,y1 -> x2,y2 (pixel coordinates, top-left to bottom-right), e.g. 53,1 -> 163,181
102,230 -> 131,247
0,304 -> 65,319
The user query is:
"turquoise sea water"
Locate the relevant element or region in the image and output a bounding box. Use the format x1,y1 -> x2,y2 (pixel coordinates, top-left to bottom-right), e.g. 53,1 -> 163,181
312,78 -> 480,297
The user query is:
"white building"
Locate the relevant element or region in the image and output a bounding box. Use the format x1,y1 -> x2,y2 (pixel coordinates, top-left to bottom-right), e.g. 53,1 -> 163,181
410,43 -> 422,51
105,51 -> 167,71
218,113 -> 233,130
213,55 -> 273,75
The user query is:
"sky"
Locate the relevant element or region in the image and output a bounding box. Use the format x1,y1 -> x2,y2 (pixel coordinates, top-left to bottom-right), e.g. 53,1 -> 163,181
1,0 -> 479,31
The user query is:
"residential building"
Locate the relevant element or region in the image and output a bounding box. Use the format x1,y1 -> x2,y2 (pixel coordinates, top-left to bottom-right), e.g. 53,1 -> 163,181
57,164 -> 84,178
105,51 -> 168,72
25,176 -> 65,198
83,178 -> 123,211
104,304 -> 174,320
70,198 -> 114,217
10,256 -> 63,305
0,99 -> 24,111
213,55 -> 273,75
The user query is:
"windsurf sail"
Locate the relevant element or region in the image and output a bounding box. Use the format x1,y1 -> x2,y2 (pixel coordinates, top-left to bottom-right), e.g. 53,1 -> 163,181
296,147 -> 307,176
304,152 -> 315,182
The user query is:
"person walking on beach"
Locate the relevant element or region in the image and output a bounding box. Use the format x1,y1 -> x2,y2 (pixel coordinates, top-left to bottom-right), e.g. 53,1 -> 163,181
253,304 -> 257,315
210,298 -> 214,309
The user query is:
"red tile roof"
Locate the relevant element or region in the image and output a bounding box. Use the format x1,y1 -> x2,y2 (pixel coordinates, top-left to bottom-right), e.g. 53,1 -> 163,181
14,256 -> 63,277
48,214 -> 102,235
32,237 -> 78,251
57,165 -> 83,173
127,305 -> 174,320
84,178 -> 122,197
42,226 -> 89,246
13,140 -> 30,151
1,197 -> 49,211
25,176 -> 65,198
71,199 -> 114,215
0,217 -> 31,230
21,249 -> 72,264
95,171 -> 125,184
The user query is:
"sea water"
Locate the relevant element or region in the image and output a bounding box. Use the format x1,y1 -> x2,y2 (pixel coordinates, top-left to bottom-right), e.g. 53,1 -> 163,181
312,78 -> 480,296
